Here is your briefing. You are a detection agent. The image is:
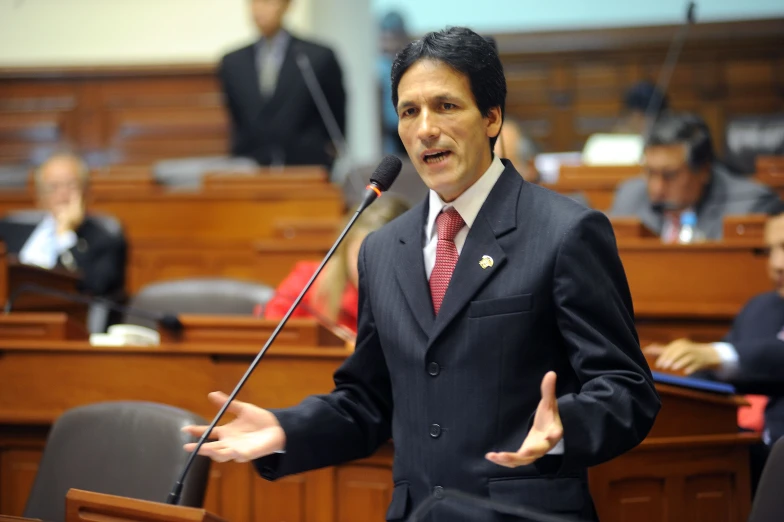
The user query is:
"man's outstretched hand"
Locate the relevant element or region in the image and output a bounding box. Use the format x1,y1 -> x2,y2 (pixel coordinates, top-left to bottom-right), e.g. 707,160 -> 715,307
485,371 -> 563,468
182,391 -> 286,463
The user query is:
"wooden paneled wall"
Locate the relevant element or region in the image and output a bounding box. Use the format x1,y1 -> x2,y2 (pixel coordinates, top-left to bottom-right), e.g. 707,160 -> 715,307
0,19 -> 782,167
495,18 -> 784,154
0,65 -> 227,165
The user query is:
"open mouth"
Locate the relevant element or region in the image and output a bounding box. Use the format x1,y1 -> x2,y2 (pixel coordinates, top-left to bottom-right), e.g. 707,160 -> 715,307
423,151 -> 452,165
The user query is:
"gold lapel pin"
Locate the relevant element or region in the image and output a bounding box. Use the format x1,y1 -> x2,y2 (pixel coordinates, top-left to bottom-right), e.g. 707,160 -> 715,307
479,255 -> 494,269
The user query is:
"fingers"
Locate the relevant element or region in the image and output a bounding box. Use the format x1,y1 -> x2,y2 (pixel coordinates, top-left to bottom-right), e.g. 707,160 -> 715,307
485,436 -> 552,468
208,391 -> 249,416
643,344 -> 665,357
181,424 -> 221,440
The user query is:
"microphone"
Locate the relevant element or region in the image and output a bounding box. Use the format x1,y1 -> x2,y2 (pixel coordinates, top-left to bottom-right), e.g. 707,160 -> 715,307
405,487 -> 583,522
643,2 -> 697,136
165,155 -> 403,505
4,283 -> 183,332
295,53 -> 348,160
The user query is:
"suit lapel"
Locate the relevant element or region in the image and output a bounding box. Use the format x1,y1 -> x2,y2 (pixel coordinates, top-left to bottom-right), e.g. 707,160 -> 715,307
395,201 -> 435,336
426,168 -> 521,349
237,45 -> 265,119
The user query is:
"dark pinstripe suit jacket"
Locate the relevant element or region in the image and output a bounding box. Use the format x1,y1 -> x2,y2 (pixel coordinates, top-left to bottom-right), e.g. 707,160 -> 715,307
257,163 -> 661,521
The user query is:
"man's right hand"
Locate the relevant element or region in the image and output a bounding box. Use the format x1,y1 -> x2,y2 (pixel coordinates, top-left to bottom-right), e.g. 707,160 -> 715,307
182,391 -> 286,463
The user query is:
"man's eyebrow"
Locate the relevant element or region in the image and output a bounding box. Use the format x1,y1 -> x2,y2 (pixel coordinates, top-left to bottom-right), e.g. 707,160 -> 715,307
397,100 -> 415,111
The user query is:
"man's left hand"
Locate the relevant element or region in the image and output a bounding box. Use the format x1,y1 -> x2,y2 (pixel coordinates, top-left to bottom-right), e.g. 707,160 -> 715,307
486,371 -> 563,468
649,338 -> 721,375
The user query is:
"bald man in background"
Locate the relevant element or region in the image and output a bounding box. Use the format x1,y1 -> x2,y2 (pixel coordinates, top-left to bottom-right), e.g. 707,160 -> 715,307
17,153 -> 126,299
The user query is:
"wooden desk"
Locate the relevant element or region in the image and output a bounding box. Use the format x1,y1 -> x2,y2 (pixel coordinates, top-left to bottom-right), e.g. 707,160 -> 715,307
617,240 -> 771,345
0,315 -> 754,522
545,164 -> 641,211
0,173 -> 344,293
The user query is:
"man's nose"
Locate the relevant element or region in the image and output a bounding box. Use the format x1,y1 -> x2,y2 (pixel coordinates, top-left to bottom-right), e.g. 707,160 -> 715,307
416,110 -> 440,143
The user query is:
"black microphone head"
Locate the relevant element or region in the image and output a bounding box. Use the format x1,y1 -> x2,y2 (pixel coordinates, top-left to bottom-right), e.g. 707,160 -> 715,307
370,155 -> 403,192
159,314 -> 183,332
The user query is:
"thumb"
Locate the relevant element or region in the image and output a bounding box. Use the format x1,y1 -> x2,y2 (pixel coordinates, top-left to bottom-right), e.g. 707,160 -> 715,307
540,371 -> 557,407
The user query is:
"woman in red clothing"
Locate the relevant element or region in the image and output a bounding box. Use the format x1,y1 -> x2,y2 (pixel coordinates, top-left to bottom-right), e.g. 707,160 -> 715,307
264,196 -> 410,334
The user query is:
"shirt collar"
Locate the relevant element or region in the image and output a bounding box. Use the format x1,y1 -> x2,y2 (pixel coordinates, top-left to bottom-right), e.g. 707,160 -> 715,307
425,154 -> 506,243
256,29 -> 290,57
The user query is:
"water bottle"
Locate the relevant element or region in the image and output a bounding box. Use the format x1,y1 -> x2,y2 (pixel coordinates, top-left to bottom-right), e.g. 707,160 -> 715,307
677,210 -> 704,243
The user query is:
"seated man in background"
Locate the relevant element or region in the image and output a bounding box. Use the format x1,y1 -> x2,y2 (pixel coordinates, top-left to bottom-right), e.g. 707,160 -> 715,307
648,205 -> 784,491
494,118 -> 588,206
264,196 -> 409,334
609,112 -> 779,240
219,0 -> 346,169
18,152 -> 126,299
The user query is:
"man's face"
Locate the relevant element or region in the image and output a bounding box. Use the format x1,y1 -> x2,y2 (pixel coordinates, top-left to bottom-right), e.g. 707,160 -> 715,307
37,157 -> 84,215
250,0 -> 289,37
643,144 -> 709,210
396,59 -> 502,203
765,214 -> 784,297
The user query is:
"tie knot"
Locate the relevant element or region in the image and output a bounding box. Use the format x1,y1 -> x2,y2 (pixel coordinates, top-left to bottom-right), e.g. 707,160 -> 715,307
436,207 -> 464,243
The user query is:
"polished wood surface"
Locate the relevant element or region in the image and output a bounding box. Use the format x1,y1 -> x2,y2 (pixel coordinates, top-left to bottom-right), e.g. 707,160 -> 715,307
547,164 -> 641,210
0,173 -> 343,293
0,314 -> 755,522
65,489 -> 226,522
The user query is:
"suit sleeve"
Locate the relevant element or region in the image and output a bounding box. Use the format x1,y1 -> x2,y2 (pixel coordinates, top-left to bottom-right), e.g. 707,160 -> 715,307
74,232 -> 126,296
255,237 -> 393,479
718,304 -> 784,389
552,209 -> 661,470
217,56 -> 243,156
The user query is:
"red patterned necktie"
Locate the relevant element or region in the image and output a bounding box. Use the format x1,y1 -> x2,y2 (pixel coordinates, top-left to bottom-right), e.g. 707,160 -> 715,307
430,207 -> 465,314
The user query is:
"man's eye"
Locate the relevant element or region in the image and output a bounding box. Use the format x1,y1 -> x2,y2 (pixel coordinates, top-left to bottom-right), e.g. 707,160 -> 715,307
443,103 -> 455,110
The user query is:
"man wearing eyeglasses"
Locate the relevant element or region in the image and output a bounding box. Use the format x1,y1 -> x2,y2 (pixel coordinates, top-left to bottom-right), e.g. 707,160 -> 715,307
609,112 -> 779,240
17,152 -> 126,299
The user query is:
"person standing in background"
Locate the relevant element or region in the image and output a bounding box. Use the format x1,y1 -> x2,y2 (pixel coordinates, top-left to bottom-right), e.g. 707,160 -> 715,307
219,0 -> 346,169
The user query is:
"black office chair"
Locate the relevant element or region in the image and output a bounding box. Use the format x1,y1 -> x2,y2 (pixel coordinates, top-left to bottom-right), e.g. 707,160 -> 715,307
124,277 -> 275,329
724,114 -> 784,175
23,401 -> 211,522
748,437 -> 784,522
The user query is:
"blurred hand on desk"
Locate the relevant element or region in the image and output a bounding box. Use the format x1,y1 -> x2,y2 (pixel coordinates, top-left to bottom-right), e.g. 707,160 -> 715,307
645,338 -> 722,375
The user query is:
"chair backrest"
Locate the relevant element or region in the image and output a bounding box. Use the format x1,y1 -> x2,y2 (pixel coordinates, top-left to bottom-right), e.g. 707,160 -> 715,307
124,277 -> 275,328
23,401 -> 210,522
748,437 -> 784,522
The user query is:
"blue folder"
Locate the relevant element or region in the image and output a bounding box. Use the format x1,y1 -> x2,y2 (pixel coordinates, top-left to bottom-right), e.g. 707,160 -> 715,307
652,371 -> 736,395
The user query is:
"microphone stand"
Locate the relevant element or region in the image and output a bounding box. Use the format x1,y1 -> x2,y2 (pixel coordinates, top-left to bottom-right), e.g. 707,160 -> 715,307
166,206 -> 365,505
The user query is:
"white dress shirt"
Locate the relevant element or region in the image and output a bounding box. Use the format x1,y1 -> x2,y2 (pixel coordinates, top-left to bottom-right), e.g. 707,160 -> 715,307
422,155 -> 565,454
18,214 -> 77,269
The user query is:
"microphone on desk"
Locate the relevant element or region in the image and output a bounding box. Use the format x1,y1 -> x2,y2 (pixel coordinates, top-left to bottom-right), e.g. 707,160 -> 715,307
405,487 -> 582,522
165,154 -> 403,506
3,283 -> 183,333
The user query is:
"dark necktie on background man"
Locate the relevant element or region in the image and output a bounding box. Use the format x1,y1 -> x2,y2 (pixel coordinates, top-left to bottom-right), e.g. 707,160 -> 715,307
430,207 -> 465,314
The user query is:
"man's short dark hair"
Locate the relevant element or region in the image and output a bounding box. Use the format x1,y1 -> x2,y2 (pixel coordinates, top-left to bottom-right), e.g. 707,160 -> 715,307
624,80 -> 668,116
390,26 -> 507,151
645,112 -> 714,171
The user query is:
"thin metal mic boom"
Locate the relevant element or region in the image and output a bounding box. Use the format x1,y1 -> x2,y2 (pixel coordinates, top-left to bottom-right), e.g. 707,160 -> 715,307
296,53 -> 348,158
643,2 -> 697,139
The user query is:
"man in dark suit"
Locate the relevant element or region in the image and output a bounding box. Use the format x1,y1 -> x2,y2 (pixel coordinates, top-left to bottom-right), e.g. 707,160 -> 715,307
185,27 -> 660,521
609,112 -> 779,240
12,152 -> 126,298
649,205 -> 784,490
218,0 -> 346,169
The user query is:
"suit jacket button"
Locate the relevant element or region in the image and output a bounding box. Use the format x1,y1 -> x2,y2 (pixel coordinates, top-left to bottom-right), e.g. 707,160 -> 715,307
429,424 -> 442,438
433,486 -> 444,499
427,362 -> 440,376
